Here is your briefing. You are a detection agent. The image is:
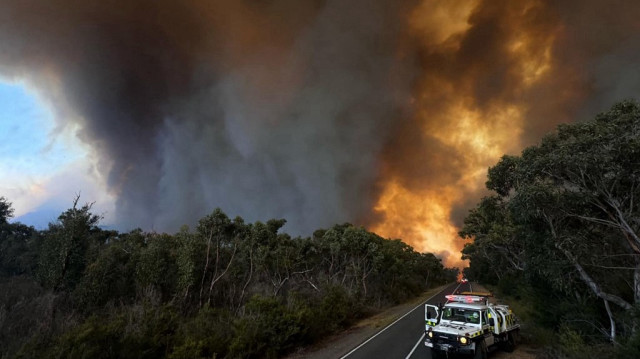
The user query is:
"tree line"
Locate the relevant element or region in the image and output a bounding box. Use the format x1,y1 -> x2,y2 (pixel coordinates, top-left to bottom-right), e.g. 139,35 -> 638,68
460,100 -> 640,358
0,196 -> 456,358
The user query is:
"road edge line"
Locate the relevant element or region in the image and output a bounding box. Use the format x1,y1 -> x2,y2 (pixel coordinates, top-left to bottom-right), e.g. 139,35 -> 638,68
405,332 -> 426,359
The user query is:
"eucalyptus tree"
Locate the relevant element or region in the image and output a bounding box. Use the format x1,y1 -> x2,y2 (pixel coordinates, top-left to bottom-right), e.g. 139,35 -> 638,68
460,195 -> 525,283
36,196 -> 102,291
0,197 -> 38,276
0,196 -> 13,225
464,100 -> 640,342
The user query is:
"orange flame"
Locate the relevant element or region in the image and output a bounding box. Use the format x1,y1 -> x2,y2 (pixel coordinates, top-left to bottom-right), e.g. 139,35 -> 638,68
371,0 -> 556,268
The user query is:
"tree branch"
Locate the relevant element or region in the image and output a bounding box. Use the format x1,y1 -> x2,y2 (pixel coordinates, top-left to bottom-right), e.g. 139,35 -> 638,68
558,245 -> 632,310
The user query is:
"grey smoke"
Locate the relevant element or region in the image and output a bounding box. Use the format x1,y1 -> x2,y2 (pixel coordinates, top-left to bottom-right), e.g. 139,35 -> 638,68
1,0 -> 639,241
0,0 -> 416,234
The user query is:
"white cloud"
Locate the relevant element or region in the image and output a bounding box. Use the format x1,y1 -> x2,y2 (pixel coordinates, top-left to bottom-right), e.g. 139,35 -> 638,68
0,81 -> 115,227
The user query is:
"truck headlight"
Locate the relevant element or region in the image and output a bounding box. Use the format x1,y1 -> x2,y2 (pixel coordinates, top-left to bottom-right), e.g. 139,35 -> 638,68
428,331 -> 433,338
459,336 -> 468,344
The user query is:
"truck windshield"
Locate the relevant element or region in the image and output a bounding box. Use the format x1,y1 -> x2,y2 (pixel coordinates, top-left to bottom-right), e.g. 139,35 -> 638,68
441,307 -> 481,324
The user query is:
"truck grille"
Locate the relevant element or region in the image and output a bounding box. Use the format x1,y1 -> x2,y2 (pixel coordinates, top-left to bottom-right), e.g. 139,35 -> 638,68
434,333 -> 457,343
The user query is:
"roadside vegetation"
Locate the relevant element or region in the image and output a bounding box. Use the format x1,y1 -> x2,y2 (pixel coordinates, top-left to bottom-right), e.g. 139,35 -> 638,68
461,100 -> 640,358
0,196 -> 456,358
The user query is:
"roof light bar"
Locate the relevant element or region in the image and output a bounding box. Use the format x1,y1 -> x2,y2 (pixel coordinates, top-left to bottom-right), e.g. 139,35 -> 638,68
445,295 -> 487,304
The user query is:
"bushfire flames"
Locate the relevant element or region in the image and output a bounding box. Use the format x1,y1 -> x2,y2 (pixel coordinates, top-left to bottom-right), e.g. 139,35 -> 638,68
371,0 -> 555,268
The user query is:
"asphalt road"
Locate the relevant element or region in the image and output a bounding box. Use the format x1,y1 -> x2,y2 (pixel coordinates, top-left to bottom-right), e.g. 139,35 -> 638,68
341,281 -> 474,359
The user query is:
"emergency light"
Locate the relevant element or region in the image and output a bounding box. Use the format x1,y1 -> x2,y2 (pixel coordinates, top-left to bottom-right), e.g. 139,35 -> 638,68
445,295 -> 486,304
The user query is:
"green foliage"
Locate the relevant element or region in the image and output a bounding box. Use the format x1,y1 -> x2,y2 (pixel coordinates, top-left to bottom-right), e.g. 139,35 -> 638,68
28,303 -> 179,359
554,325 -> 617,359
36,197 -> 102,291
44,314 -> 127,359
0,222 -> 38,277
460,195 -> 522,284
314,284 -> 359,330
557,326 -> 589,359
77,239 -> 137,309
618,330 -> 640,359
0,196 -> 14,225
169,306 -> 232,359
0,275 -> 48,356
0,196 -> 456,358
175,225 -> 204,304
0,198 -> 39,277
229,295 -> 304,358
135,233 -> 178,300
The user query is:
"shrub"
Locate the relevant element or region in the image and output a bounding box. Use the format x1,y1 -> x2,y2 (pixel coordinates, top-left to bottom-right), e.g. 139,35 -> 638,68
169,306 -> 232,359
229,295 -> 304,358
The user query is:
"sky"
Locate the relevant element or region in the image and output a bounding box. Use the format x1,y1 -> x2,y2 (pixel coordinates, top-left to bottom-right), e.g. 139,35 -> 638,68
0,81 -> 114,228
1,0 -> 640,267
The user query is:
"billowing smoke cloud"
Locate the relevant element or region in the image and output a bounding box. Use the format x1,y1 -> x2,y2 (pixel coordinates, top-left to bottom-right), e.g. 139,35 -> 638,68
1,0 -> 639,266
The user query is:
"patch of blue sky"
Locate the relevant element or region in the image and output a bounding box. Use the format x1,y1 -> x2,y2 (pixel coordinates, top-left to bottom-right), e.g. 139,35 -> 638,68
0,80 -> 115,228
0,81 -> 85,179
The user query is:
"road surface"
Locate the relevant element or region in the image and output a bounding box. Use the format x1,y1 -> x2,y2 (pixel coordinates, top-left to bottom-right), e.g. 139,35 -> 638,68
341,281 -> 473,359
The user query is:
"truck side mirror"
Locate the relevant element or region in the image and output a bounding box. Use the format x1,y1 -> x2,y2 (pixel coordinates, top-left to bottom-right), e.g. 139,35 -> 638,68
489,318 -> 495,326
427,312 -> 432,319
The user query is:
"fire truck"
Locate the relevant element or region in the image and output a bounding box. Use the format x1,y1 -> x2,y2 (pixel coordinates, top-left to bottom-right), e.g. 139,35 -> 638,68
424,292 -> 520,359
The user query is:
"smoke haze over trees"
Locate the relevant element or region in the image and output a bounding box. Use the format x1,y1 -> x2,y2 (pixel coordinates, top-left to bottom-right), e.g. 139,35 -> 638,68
1,0 -> 640,264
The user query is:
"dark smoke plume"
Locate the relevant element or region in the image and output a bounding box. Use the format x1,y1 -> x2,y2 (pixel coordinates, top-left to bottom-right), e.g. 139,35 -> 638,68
1,0 -> 640,257
0,0 -> 418,233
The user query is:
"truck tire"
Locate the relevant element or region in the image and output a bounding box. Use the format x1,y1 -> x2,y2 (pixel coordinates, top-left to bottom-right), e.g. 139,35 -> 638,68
473,340 -> 487,359
503,329 -> 519,353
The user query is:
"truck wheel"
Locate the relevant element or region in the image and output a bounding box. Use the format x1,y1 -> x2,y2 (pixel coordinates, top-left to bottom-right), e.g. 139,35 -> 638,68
503,330 -> 518,353
473,340 -> 487,359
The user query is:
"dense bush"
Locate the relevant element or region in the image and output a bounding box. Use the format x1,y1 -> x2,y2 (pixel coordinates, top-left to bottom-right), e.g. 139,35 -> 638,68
0,196 -> 456,358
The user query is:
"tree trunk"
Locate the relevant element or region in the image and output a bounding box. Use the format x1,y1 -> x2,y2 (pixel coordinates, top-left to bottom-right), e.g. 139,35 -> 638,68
208,244 -> 237,302
603,299 -> 616,343
634,256 -> 640,305
237,247 -> 253,311
199,230 -> 213,307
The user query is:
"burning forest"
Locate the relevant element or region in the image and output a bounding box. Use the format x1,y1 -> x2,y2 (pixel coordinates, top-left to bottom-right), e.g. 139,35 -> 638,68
2,0 -> 640,267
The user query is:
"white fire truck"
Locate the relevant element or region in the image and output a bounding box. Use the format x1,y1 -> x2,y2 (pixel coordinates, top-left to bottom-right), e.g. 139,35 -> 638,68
424,292 -> 520,359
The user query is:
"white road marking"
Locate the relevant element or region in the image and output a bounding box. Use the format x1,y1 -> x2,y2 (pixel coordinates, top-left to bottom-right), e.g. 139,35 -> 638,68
340,282 -> 462,359
405,332 -> 425,359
